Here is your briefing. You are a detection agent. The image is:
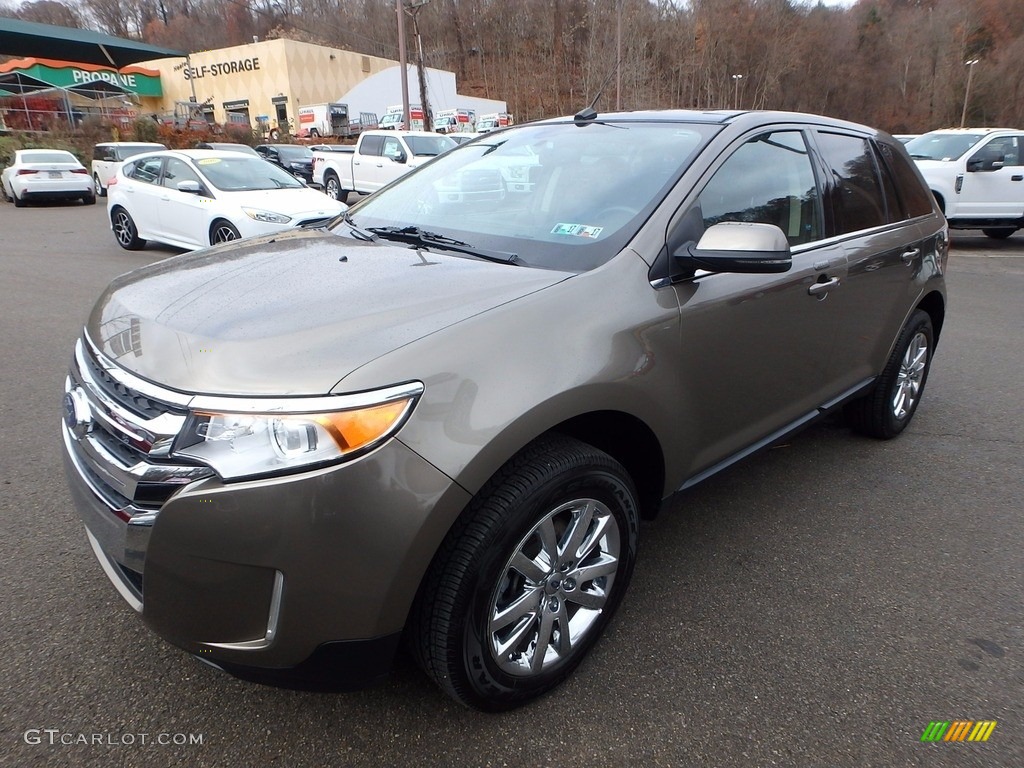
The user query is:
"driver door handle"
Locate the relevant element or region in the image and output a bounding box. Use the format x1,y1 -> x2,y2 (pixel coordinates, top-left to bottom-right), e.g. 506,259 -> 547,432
808,277 -> 840,296
901,248 -> 920,265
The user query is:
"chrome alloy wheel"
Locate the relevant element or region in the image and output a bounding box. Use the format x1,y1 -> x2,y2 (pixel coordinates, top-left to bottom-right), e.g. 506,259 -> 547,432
893,331 -> 928,420
212,223 -> 240,244
112,210 -> 134,247
488,498 -> 621,676
325,176 -> 340,200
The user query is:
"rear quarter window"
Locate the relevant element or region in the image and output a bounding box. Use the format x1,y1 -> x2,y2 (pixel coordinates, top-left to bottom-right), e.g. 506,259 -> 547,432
876,142 -> 934,219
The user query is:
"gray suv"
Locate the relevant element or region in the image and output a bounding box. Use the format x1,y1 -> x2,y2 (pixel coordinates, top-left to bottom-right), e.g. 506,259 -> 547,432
62,110 -> 947,711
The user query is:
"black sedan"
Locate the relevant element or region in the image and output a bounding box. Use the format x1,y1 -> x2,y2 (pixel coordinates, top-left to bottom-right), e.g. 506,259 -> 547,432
254,144 -> 316,186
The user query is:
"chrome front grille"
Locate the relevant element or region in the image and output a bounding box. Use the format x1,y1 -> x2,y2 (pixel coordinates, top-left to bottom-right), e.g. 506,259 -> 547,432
63,335 -> 215,602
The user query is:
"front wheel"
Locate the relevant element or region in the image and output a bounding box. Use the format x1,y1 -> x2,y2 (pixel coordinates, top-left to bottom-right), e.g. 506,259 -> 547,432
982,227 -> 1016,240
210,219 -> 241,245
411,435 -> 639,711
846,309 -> 934,439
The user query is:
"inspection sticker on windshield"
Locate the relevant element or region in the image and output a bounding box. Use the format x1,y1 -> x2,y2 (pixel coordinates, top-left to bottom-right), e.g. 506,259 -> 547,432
551,223 -> 603,239
197,158 -> 222,165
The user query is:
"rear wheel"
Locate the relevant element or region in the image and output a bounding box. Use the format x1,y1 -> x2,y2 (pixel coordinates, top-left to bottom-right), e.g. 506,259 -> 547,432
309,128 -> 320,138
982,227 -> 1016,239
111,207 -> 145,250
846,309 -> 934,439
210,219 -> 241,245
82,192 -> 96,205
13,190 -> 26,207
411,435 -> 639,711
94,174 -> 106,197
324,173 -> 348,203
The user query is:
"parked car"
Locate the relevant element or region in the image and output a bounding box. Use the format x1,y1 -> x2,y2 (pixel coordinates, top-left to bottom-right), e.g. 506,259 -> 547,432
63,109 -> 947,712
1,148 -> 93,206
906,128 -> 1024,238
91,141 -> 166,197
254,144 -> 316,185
106,149 -> 346,251
194,142 -> 261,157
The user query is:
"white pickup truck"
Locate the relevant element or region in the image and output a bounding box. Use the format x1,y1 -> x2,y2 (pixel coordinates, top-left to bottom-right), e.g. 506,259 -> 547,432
312,130 -> 456,202
907,128 -> 1024,239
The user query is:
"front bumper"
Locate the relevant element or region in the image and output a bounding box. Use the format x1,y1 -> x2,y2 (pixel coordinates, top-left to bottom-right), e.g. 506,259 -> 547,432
62,336 -> 471,677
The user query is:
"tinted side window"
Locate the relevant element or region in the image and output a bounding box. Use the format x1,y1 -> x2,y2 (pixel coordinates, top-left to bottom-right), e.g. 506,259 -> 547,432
815,132 -> 886,234
698,131 -> 821,246
360,135 -> 385,157
877,142 -> 934,218
129,157 -> 163,184
162,158 -> 202,190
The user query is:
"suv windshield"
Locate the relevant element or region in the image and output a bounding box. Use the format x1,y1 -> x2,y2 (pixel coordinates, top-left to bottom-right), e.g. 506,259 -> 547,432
341,120 -> 715,272
196,155 -> 304,191
905,132 -> 986,161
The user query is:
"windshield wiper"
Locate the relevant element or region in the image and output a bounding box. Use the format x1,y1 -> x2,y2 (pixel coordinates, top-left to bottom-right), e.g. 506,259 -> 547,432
341,212 -> 375,242
367,226 -> 520,264
909,153 -> 932,160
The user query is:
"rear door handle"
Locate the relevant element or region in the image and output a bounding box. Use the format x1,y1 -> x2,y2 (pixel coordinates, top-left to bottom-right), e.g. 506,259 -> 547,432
1012,175 -> 1023,181
808,277 -> 840,296
901,248 -> 920,265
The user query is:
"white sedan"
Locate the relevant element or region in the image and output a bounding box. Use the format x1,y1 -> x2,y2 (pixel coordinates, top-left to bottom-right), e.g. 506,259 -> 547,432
1,149 -> 94,207
107,149 -> 347,251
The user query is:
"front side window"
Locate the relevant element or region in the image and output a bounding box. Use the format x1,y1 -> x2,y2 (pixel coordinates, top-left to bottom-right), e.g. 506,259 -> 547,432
970,135 -> 1022,167
697,131 -> 821,246
382,137 -> 404,161
815,132 -> 886,235
129,157 -> 163,184
162,158 -> 203,190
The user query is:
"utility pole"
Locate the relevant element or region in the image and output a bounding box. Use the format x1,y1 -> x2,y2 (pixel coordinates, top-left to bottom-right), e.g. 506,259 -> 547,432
405,0 -> 432,132
396,0 -> 410,130
960,59 -> 979,128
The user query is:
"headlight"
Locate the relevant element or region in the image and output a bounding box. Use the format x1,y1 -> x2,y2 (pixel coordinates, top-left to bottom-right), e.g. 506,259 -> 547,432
242,207 -> 292,224
172,382 -> 423,480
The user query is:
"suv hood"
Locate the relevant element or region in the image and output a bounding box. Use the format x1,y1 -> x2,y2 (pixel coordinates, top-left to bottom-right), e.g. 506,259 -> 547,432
87,228 -> 570,395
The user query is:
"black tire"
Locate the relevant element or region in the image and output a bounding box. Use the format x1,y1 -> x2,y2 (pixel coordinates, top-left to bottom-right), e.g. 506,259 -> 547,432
210,219 -> 241,245
13,190 -> 26,207
411,435 -> 639,711
111,207 -> 146,250
269,129 -> 280,141
82,192 -> 96,206
846,309 -> 934,439
982,227 -> 1016,240
309,128 -> 320,138
324,172 -> 349,203
94,174 -> 106,197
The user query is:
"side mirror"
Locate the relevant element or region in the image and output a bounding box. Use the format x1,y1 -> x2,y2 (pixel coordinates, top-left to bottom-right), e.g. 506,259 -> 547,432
177,180 -> 201,194
967,153 -> 1004,172
675,221 -> 792,274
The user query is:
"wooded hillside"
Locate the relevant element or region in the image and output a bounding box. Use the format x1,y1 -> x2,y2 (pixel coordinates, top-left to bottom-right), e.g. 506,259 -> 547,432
3,0 -> 1021,133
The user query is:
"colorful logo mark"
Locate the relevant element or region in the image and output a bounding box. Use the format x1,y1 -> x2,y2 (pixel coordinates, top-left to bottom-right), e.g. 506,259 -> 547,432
921,721 -> 997,742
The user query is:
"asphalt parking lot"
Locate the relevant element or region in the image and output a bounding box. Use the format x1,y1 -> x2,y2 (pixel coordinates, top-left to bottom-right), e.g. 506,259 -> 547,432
0,201 -> 1021,768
